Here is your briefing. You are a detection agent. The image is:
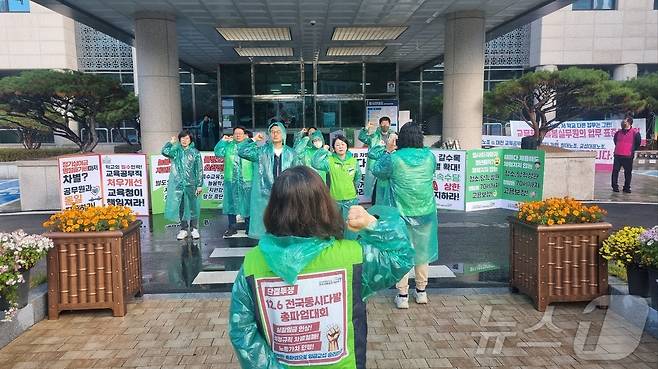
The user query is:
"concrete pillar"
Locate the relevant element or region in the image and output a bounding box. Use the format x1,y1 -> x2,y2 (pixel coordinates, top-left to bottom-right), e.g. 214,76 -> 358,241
442,11 -> 485,149
613,63 -> 638,81
134,13 -> 181,154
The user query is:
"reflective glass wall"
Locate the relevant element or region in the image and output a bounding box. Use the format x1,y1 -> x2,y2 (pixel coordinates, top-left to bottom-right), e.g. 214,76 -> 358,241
219,62 -> 397,131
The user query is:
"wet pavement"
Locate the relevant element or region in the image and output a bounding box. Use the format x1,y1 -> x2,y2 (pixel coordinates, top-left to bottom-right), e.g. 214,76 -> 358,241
1,293 -> 656,369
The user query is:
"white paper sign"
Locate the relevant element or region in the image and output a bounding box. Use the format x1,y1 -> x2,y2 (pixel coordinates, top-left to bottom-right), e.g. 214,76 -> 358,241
58,154 -> 103,209
256,270 -> 348,366
432,150 -> 466,211
101,154 -> 149,215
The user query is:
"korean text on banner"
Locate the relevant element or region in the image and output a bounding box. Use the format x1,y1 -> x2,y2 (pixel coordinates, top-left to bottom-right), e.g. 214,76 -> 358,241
465,149 -> 502,211
201,153 -> 224,209
149,155 -> 171,214
101,154 -> 150,215
149,152 -> 224,215
349,148 -> 370,203
499,149 -> 544,210
58,154 -> 103,209
431,150 -> 466,211
256,270 -> 348,366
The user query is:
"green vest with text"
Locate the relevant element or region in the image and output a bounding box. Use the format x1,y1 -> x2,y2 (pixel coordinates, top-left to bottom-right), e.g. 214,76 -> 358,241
242,240 -> 367,369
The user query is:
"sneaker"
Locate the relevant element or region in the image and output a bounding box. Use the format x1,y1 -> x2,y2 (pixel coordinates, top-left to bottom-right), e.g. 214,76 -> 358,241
176,230 -> 188,240
223,228 -> 237,238
395,295 -> 409,309
190,228 -> 200,239
415,291 -> 428,304
623,189 -> 632,194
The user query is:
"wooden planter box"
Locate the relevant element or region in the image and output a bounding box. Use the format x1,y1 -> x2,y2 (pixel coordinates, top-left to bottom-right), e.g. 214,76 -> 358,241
44,221 -> 143,319
509,217 -> 612,312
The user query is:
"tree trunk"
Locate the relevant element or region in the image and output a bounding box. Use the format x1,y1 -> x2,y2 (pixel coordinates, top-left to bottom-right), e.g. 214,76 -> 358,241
20,129 -> 42,150
86,116 -> 100,152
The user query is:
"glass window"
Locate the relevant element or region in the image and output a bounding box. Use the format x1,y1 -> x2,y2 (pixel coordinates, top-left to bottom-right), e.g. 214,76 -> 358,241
195,83 -> 218,121
180,84 -> 194,127
488,68 -> 523,81
180,70 -> 192,83
316,101 -> 339,129
120,73 -> 134,84
304,63 -> 313,95
365,63 -> 396,94
399,81 -> 420,125
254,100 -> 302,129
655,0 -> 657,9
340,100 -> 365,127
423,69 -> 443,82
304,96 -> 315,127
222,97 -> 252,129
221,64 -> 251,95
573,0 -> 615,10
422,81 -> 443,135
254,64 -> 301,95
317,64 -> 362,94
0,0 -> 30,12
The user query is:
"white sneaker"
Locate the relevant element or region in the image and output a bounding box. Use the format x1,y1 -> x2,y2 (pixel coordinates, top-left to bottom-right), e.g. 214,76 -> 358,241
395,295 -> 409,309
176,230 -> 188,240
415,291 -> 428,304
190,228 -> 200,239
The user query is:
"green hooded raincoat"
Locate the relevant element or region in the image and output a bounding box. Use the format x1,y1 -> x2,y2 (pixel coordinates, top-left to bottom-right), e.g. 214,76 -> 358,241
161,141 -> 203,223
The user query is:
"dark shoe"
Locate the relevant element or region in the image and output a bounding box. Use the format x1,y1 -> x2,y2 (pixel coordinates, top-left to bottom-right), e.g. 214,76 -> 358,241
612,188 -> 620,192
623,189 -> 632,194
223,228 -> 237,238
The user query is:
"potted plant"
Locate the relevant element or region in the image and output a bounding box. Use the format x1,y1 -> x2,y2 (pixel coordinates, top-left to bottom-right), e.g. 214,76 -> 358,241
599,226 -> 647,297
638,226 -> 658,309
42,205 -> 143,319
509,197 -> 611,312
0,230 -> 54,321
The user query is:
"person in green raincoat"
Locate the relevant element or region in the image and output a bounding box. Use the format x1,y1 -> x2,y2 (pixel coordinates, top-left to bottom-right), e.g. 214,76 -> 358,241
295,128 -> 327,182
238,122 -> 305,239
311,134 -> 359,239
229,166 -> 414,369
214,126 -> 254,238
359,116 -> 395,206
371,123 -> 438,309
161,130 -> 204,240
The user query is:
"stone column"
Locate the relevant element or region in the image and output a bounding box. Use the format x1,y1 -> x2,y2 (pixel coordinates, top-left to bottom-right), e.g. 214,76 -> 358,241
134,12 -> 181,154
613,63 -> 638,81
442,11 -> 485,149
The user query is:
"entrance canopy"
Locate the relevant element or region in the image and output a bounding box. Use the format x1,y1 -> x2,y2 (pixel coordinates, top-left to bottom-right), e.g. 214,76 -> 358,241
33,0 -> 570,73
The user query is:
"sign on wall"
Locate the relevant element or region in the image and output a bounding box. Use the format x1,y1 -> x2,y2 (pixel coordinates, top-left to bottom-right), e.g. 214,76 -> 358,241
465,149 -> 502,211
499,149 -> 545,210
366,100 -> 399,132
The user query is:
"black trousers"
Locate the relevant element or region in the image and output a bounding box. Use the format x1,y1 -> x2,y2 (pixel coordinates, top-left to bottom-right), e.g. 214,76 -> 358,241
611,156 -> 633,191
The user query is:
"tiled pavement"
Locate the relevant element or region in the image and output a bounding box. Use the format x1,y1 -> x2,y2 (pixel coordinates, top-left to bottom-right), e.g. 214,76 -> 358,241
1,293 -> 656,369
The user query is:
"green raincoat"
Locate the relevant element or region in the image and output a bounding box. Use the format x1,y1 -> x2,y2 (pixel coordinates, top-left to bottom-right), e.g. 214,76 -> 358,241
229,206 -> 414,369
358,127 -> 393,205
372,147 -> 438,265
162,141 -> 203,223
311,149 -> 359,239
238,122 -> 304,239
296,131 -> 327,182
214,138 -> 254,217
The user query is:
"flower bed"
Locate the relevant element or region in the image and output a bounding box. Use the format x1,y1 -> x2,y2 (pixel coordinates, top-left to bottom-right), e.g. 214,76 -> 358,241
0,231 -> 53,321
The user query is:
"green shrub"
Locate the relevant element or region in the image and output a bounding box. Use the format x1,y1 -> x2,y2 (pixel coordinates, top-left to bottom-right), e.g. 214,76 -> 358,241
0,148 -> 78,162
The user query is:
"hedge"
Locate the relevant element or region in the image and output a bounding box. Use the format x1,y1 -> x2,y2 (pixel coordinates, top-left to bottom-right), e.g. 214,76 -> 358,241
0,148 -> 78,162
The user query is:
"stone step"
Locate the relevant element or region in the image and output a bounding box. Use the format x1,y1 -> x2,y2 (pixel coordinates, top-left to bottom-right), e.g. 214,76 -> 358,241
209,247 -> 253,258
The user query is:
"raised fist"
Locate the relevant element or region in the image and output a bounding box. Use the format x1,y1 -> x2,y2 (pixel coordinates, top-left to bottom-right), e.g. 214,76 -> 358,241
346,206 -> 377,232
